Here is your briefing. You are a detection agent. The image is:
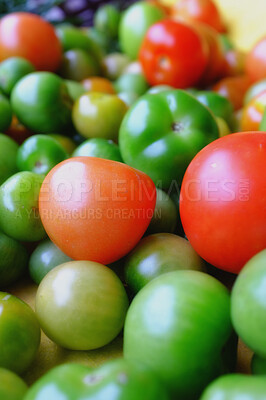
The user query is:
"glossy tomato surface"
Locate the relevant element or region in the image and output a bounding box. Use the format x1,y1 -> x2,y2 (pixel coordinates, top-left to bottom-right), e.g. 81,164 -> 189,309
139,20 -> 208,88
246,36 -> 266,82
0,13 -> 62,71
39,157 -> 156,264
180,132 -> 266,274
241,90 -> 266,131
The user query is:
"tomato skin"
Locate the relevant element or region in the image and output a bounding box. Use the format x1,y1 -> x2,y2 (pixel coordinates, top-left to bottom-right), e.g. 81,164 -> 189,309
180,132 -> 266,274
213,75 -> 251,111
241,90 -> 266,131
0,13 -> 62,72
39,157 -> 156,264
139,20 -> 208,88
246,36 -> 266,82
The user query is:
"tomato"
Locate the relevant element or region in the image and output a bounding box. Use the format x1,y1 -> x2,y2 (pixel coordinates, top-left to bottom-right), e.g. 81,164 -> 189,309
216,116 -> 231,137
39,157 -> 156,264
0,57 -> 35,96
0,133 -> 18,185
125,233 -> 205,294
224,49 -> 246,77
200,374 -> 266,400
241,90 -> 266,131
124,270 -> 232,399
0,292 -> 40,374
0,171 -> 46,242
29,239 -> 72,285
81,77 -> 115,94
115,73 -> 149,97
147,188 -> 177,234
252,354 -> 266,375
119,1 -> 165,60
72,138 -> 123,162
47,134 -> 77,156
0,231 -> 28,288
0,13 -> 62,72
171,0 -> 226,33
231,250 -> 266,357
64,80 -> 86,102
36,261 -> 129,350
59,49 -> 101,81
212,75 -> 251,110
72,92 -> 127,141
94,4 -> 121,39
246,36 -> 266,82
103,53 -> 130,81
244,78 -> 266,105
0,93 -> 12,132
0,368 -> 28,400
180,132 -> 266,274
5,116 -> 32,145
139,20 -> 208,88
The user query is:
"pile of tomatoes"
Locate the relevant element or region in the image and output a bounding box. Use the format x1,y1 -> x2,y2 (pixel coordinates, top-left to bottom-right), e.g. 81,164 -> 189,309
0,1 -> 266,399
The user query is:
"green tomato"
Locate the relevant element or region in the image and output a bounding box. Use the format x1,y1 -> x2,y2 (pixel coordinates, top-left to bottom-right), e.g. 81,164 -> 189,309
124,270 -> 232,399
11,72 -> 73,134
114,73 -> 149,96
119,2 -> 165,60
59,49 -> 101,81
195,91 -> 235,129
0,57 -> 35,96
57,25 -> 99,54
231,249 -> 266,358
125,233 -> 205,294
103,53 -> 130,81
0,292 -> 40,374
94,5 -> 121,39
118,92 -> 139,107
244,79 -> 266,105
86,27 -> 110,55
72,138 -> 123,162
119,90 -> 219,188
29,239 -> 72,285
36,261 -> 129,350
16,134 -> 68,175
65,80 -> 86,101
200,374 -> 266,400
0,133 -> 18,185
0,367 -> 28,400
47,133 -> 77,155
147,188 -> 177,234
0,230 -> 28,288
251,354 -> 266,375
147,85 -> 174,94
24,363 -> 92,400
72,92 -> 127,141
0,93 -> 12,132
0,171 -> 46,242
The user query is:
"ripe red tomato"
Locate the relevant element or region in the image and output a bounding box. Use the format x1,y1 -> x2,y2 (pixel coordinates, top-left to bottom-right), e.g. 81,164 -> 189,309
0,13 -> 62,71
39,157 -> 156,264
241,90 -> 266,131
171,0 -> 226,33
246,36 -> 266,82
139,19 -> 208,88
180,132 -> 266,274
213,75 -> 251,110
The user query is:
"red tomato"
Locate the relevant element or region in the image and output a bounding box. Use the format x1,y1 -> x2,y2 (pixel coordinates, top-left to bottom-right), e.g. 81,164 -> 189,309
246,36 -> 266,82
0,13 -> 62,71
213,75 -> 251,111
39,158 -> 156,264
241,90 -> 266,131
171,0 -> 226,33
180,132 -> 266,274
139,19 -> 208,88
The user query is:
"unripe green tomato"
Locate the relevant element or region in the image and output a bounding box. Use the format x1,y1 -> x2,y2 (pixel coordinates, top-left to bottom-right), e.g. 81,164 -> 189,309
0,171 -> 46,242
72,138 -> 123,162
47,133 -> 77,155
147,188 -> 177,234
11,72 -> 73,134
231,250 -> 266,358
200,374 -> 266,400
124,270 -> 232,399
59,49 -> 101,81
65,80 -> 86,101
125,233 -> 205,294
0,93 -> 12,131
94,5 -> 121,39
0,367 -> 28,400
0,231 -> 28,288
36,261 -> 129,350
103,53 -> 130,81
251,354 -> 266,375
118,92 -> 139,107
0,56 -> 35,96
16,134 -> 68,175
0,133 -> 18,185
29,239 -> 72,285
115,73 -> 149,96
0,292 -> 40,374
72,92 -> 127,141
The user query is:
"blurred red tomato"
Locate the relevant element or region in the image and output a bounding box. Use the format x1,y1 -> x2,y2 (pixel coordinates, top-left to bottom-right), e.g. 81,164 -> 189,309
139,19 -> 208,88
241,90 -> 266,131
213,75 -> 251,111
0,13 -> 62,71
246,36 -> 266,82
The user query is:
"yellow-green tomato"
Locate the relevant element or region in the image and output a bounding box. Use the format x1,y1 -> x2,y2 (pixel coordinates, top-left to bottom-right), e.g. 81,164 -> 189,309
0,292 -> 40,374
72,92 -> 127,140
0,368 -> 28,400
35,261 -> 129,350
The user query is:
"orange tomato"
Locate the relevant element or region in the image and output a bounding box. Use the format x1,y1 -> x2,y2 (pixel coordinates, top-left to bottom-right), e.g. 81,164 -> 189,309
213,75 -> 251,111
224,50 -> 246,77
81,77 -> 116,94
241,90 -> 266,131
39,157 -> 156,264
0,13 -> 62,71
171,0 -> 226,33
246,36 -> 266,82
